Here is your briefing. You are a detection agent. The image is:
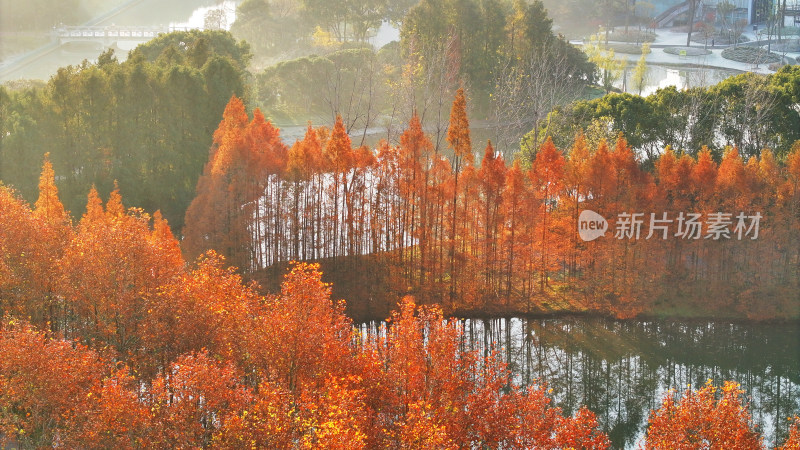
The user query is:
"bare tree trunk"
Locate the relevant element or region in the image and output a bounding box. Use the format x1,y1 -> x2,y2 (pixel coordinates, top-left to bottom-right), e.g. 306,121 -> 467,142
492,40 -> 586,158
686,0 -> 698,46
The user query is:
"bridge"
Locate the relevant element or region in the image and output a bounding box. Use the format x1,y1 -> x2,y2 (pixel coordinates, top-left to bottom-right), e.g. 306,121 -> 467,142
654,1 -> 699,28
787,2 -> 800,25
53,25 -> 191,47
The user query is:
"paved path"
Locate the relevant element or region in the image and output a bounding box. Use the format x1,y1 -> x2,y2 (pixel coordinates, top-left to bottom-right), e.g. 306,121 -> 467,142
590,28 -> 800,75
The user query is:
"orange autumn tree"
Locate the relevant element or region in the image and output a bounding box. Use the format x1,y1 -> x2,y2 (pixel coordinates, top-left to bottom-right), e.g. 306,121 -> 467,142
645,380 -> 763,449
0,320 -> 107,448
146,350 -> 251,447
446,87 -> 473,307
59,184 -> 184,356
138,250 -> 263,378
425,154 -> 456,303
358,296 -> 610,449
253,262 -> 356,392
530,136 -> 565,292
783,417 -> 800,449
477,141 -> 506,304
34,153 -> 70,228
784,142 -> 800,286
0,155 -> 72,328
576,138 -> 616,312
563,133 -> 591,280
651,146 -> 694,285
324,115 -> 355,261
32,155 -> 72,329
398,112 -> 434,287
183,95 -> 249,267
611,135 -> 656,317
0,187 -> 47,318
285,125 -> 323,261
212,381 -> 296,448
501,159 -> 527,304
692,146 -> 718,206
183,95 -> 287,272
245,108 -> 289,270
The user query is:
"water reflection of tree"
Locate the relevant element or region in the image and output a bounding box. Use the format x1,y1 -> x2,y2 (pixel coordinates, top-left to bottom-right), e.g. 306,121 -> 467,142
453,317 -> 800,448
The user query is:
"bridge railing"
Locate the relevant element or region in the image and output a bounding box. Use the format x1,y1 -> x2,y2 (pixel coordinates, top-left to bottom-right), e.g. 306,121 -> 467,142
54,25 -> 178,41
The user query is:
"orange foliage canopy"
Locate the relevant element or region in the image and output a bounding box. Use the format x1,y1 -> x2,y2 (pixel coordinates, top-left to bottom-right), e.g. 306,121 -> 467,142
644,380 -> 762,449
2,98 -> 799,448
183,95 -> 288,272
0,152 -> 615,446
447,87 -> 472,164
176,94 -> 800,321
783,417 -> 800,450
0,155 -> 615,447
0,259 -> 613,449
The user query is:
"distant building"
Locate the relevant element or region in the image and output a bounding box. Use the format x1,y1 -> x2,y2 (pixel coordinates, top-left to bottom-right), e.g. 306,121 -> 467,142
651,0 -> 774,27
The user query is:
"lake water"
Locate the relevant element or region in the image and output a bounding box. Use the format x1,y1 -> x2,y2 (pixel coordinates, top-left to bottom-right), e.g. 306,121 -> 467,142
616,63 -> 742,96
359,316 -> 800,449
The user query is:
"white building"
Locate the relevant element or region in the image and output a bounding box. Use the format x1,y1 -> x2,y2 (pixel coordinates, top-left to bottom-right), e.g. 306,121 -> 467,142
653,0 -> 775,27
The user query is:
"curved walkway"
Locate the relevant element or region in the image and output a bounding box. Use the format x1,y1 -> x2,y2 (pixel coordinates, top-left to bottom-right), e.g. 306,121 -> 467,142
592,28 -> 800,75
